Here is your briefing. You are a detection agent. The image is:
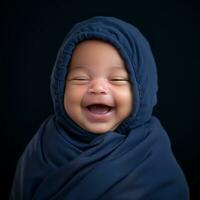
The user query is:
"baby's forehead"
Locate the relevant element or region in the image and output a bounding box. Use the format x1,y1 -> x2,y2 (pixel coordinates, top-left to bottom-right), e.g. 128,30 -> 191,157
70,39 -> 122,59
67,39 -> 128,71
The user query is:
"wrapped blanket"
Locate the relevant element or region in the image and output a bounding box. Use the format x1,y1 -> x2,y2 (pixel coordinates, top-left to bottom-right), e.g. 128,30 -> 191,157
10,16 -> 189,200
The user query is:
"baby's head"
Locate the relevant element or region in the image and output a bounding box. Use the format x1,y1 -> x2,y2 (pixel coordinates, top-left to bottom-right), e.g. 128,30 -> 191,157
51,16 -> 158,138
64,39 -> 133,133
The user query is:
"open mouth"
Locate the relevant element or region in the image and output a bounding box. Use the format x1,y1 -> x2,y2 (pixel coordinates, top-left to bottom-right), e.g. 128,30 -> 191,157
86,104 -> 113,115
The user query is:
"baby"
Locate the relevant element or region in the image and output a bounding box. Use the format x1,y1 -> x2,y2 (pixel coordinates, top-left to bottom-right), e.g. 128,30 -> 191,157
64,39 -> 132,134
10,16 -> 189,200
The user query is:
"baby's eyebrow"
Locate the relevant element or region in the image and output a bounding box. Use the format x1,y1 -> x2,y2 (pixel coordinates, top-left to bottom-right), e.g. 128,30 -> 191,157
109,66 -> 129,74
68,65 -> 86,72
110,66 -> 127,70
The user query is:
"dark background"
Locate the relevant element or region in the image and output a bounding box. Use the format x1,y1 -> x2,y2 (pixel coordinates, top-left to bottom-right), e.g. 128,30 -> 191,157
2,0 -> 199,199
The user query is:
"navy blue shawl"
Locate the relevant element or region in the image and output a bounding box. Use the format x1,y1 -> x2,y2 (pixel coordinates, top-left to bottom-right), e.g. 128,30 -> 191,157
10,16 -> 189,199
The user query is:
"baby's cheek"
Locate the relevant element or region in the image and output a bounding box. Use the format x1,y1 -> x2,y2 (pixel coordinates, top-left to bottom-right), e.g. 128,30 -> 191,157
118,86 -> 132,100
116,87 -> 133,115
64,85 -> 85,108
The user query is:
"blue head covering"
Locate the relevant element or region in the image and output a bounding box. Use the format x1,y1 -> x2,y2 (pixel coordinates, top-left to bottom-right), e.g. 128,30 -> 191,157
50,16 -> 158,141
10,16 -> 189,200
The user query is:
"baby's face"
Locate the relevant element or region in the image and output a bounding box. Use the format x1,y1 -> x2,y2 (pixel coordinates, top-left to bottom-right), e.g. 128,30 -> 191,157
64,40 -> 133,133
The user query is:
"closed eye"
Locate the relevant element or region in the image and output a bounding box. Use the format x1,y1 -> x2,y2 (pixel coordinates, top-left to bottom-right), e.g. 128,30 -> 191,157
73,77 -> 89,80
67,76 -> 90,85
110,78 -> 130,86
110,76 -> 129,82
68,76 -> 90,81
110,78 -> 129,81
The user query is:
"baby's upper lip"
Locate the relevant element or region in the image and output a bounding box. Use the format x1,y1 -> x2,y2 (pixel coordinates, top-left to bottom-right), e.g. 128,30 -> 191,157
82,98 -> 114,108
84,102 -> 114,108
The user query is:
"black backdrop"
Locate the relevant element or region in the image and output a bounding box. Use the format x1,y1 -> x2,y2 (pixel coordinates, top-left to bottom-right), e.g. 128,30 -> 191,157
2,0 -> 200,199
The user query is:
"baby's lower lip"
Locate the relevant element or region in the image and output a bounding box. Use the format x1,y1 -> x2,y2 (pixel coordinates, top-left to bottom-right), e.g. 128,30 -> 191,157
83,106 -> 114,122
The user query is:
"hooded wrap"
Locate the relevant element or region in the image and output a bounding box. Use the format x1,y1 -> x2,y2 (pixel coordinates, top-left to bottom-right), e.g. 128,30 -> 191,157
10,16 -> 189,200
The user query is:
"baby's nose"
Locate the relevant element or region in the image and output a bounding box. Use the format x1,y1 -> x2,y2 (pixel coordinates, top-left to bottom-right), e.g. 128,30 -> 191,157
88,78 -> 109,94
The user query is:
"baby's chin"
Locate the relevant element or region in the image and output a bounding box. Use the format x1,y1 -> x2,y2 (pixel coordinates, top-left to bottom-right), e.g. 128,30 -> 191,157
79,122 -> 120,134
